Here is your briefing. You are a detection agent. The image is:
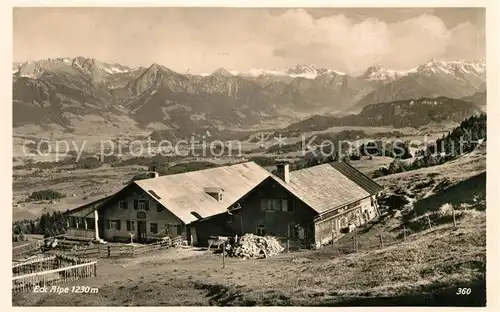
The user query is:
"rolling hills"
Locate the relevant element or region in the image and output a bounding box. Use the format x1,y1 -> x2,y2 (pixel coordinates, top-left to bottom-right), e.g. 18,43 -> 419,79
285,97 -> 483,132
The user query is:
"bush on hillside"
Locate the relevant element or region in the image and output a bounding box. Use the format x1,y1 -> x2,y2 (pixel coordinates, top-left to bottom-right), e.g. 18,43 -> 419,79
75,157 -> 102,169
28,189 -> 65,201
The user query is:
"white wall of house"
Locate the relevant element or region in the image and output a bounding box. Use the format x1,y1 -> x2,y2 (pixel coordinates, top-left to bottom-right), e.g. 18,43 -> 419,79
99,186 -> 187,242
313,195 -> 379,248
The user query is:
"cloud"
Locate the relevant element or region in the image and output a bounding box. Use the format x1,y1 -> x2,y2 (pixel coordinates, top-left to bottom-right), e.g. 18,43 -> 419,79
13,8 -> 485,75
253,9 -> 482,74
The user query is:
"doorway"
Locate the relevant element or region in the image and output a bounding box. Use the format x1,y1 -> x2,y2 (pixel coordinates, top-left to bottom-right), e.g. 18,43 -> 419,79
137,221 -> 147,243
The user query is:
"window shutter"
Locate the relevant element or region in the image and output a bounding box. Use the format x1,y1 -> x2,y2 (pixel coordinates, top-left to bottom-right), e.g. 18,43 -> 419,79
260,199 -> 266,211
145,201 -> 150,211
133,200 -> 138,210
124,201 -> 128,209
126,221 -> 130,231
106,219 -> 110,229
117,220 -> 121,231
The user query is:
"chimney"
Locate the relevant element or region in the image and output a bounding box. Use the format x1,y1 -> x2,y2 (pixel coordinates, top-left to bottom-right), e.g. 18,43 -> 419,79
276,162 -> 290,183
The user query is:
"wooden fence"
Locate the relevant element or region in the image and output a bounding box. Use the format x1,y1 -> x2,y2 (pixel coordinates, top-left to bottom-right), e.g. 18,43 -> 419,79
67,236 -> 185,258
13,255 -> 58,275
12,254 -> 97,293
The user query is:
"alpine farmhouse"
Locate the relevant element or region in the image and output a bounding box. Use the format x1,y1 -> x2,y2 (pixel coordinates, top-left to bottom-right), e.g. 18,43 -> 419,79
64,161 -> 383,249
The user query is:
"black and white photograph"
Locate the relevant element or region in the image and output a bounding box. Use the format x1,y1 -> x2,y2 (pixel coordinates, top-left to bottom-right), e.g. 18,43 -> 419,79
10,3 -> 492,307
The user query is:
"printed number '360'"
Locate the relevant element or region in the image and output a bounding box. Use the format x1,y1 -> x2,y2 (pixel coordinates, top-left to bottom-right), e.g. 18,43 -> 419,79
456,288 -> 472,295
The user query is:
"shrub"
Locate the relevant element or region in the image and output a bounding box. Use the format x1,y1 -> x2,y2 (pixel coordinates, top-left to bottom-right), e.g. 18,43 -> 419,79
28,189 -> 65,201
75,157 -> 102,169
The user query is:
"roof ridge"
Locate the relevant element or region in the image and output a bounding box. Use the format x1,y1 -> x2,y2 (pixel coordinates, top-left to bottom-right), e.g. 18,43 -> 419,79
135,161 -> 259,183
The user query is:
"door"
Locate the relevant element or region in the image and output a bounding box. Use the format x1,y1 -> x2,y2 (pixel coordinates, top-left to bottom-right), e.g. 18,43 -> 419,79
137,221 -> 147,243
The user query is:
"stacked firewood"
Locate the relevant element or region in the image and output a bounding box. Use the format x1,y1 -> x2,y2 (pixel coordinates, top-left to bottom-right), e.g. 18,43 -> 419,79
226,234 -> 284,259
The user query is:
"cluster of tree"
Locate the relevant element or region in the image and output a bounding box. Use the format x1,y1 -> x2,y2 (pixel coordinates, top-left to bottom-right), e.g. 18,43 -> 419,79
358,140 -> 413,159
248,156 -> 277,167
111,155 -> 185,168
421,114 -> 487,157
12,211 -> 67,239
75,157 -> 102,169
372,114 -> 486,178
27,189 -> 65,202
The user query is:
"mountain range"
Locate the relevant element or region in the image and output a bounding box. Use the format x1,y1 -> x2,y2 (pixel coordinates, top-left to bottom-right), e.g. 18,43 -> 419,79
12,57 -> 486,135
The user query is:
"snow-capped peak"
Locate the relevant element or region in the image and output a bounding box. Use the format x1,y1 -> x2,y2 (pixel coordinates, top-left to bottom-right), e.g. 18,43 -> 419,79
286,64 -> 317,76
12,57 -> 134,79
358,65 -> 409,82
230,64 -> 345,79
416,58 -> 486,76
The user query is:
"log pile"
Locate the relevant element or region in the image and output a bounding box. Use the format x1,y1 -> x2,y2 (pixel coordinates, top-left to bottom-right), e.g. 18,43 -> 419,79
227,234 -> 284,259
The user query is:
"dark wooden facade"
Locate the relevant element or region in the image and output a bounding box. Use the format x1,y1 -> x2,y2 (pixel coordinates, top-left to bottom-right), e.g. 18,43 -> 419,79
193,177 -> 318,247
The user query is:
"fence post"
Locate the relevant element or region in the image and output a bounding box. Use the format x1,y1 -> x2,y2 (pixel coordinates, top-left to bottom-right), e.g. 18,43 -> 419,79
107,245 -> 111,258
287,225 -> 290,253
353,229 -> 357,252
222,243 -> 225,269
426,214 -> 432,230
331,219 -> 335,248
331,230 -> 334,248
403,225 -> 407,241
452,208 -> 457,227
379,233 -> 384,248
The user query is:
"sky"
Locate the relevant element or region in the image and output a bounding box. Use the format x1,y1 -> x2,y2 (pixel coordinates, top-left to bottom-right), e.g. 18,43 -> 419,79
13,7 -> 485,75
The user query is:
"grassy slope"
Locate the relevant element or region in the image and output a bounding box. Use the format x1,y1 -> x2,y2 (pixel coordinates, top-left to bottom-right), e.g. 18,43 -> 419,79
13,213 -> 485,307
13,145 -> 487,306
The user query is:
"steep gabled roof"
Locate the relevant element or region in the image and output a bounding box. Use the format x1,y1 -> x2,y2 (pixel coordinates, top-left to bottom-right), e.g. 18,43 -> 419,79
134,161 -> 272,224
271,162 -> 382,215
328,162 -> 384,195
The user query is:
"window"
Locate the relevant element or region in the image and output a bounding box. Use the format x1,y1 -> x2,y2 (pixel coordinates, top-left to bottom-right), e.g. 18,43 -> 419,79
150,223 -> 158,234
86,218 -> 95,230
68,216 -> 76,228
110,220 -> 121,230
256,224 -> 265,236
281,199 -> 289,212
138,200 -> 149,211
77,217 -> 85,229
260,199 -> 292,212
119,200 -> 128,209
156,202 -> 163,212
126,220 -> 135,231
176,225 -> 182,236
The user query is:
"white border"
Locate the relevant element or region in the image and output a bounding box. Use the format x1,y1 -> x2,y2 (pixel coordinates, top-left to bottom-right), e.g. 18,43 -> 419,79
2,1 -> 499,311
